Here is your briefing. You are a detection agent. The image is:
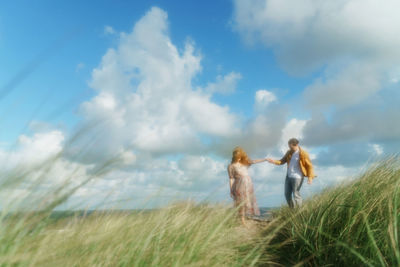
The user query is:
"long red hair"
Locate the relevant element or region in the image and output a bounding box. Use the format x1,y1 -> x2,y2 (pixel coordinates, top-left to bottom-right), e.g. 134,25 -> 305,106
231,146 -> 252,166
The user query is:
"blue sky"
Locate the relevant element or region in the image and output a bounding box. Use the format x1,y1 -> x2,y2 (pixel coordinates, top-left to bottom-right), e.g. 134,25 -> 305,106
0,0 -> 310,138
0,0 -> 399,209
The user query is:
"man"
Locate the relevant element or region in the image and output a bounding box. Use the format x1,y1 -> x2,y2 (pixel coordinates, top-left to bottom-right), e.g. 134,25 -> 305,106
266,138 -> 316,208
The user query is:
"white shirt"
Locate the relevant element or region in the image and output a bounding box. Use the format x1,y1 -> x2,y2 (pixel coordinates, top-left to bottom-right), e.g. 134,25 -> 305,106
287,149 -> 303,179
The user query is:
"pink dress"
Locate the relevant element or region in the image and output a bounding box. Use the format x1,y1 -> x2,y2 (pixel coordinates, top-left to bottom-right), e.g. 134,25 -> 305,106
227,162 -> 260,216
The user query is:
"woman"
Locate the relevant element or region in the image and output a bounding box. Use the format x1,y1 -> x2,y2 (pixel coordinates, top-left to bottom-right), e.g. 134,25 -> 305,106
227,146 -> 267,226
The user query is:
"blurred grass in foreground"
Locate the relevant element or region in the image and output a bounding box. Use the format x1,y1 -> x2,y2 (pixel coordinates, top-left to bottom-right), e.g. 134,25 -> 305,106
1,202 -> 272,266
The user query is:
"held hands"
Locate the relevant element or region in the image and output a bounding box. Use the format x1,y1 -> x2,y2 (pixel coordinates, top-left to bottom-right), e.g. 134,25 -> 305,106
266,158 -> 275,164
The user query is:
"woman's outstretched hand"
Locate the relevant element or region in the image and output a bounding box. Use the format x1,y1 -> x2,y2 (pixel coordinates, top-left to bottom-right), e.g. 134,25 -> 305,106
250,158 -> 268,164
266,158 -> 275,164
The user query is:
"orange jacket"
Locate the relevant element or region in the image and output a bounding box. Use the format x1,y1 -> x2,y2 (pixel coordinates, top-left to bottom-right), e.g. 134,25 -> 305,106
273,146 -> 316,180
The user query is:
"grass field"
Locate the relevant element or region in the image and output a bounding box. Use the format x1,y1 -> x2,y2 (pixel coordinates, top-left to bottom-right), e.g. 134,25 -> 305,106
261,156 -> 400,266
0,157 -> 399,266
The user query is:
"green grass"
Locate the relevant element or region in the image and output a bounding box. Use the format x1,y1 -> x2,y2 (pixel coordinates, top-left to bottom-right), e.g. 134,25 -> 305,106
261,156 -> 400,266
0,202 -> 271,266
0,156 -> 399,266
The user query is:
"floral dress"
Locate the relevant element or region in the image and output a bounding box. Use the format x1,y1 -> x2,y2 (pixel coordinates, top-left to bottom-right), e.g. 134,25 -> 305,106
227,162 -> 260,216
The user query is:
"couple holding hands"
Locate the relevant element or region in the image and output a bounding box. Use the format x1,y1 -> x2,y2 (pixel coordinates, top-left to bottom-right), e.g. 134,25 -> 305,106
227,138 -> 316,225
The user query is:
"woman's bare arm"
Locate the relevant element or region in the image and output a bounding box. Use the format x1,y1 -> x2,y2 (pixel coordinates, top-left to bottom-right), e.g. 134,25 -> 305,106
250,158 -> 268,164
227,164 -> 235,198
229,177 -> 234,197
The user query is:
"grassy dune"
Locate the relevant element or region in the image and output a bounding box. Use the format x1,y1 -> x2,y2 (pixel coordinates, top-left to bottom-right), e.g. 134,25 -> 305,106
0,157 -> 399,266
261,156 -> 400,266
0,202 -> 271,266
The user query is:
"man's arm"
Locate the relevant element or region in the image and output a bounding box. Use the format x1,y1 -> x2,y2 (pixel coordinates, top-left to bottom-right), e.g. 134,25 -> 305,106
266,151 -> 288,165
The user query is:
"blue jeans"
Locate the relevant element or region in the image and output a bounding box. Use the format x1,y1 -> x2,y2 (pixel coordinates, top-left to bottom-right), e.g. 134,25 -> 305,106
284,175 -> 304,208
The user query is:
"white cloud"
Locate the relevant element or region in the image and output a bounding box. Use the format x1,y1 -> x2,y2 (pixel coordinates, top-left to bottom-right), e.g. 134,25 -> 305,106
177,155 -> 227,189
254,89 -> 277,111
233,0 -> 400,152
232,0 -> 400,107
278,118 -> 307,153
232,0 -> 400,75
368,143 -> 383,156
184,93 -> 239,137
74,6 -> 242,164
0,130 -> 96,210
303,62 -> 383,108
76,62 -> 85,72
216,110 -> 288,157
104,25 -> 116,35
203,71 -> 242,95
0,130 -> 64,170
302,104 -> 400,147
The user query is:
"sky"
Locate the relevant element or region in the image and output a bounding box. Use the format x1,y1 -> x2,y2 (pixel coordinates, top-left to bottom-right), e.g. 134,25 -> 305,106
0,0 -> 399,210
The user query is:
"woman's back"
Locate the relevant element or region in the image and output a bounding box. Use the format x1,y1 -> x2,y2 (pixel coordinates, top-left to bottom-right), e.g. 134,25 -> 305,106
228,162 -> 250,180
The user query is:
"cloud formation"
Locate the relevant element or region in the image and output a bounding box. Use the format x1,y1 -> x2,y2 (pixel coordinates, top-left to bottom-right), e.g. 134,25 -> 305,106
34,6 -> 288,208
77,7 -> 244,164
232,0 -> 400,74
233,0 -> 400,167
5,3 -> 396,210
